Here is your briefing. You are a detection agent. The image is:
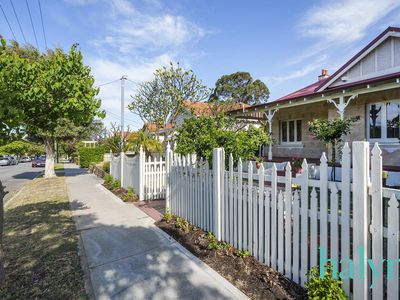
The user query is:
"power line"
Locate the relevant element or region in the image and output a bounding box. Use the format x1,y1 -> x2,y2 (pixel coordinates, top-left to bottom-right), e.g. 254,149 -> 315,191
10,0 -> 27,43
125,78 -> 140,85
95,79 -> 120,87
37,0 -> 47,49
0,4 -> 17,40
26,0 -> 39,49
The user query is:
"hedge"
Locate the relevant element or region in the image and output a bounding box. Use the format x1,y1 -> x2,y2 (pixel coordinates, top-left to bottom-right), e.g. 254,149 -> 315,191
78,146 -> 105,168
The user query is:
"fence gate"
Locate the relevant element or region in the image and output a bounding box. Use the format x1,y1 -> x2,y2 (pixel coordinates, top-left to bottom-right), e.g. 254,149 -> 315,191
110,147 -> 167,201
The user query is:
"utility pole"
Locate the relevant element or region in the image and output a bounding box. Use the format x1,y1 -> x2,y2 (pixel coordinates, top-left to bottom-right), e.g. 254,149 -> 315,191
120,75 -> 127,150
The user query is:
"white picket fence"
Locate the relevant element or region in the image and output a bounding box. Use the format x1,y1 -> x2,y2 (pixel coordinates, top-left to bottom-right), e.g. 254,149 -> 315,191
166,142 -> 400,299
110,147 -> 166,201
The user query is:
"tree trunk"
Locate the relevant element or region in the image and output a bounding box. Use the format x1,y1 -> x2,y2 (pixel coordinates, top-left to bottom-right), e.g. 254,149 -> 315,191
0,181 -> 7,286
44,137 -> 56,178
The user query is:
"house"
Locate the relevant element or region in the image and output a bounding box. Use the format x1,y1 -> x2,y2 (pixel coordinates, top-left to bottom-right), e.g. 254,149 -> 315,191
144,100 -> 252,142
230,26 -> 400,171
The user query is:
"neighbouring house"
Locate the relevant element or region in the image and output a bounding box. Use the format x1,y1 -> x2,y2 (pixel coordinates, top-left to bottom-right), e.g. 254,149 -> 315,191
144,100 -> 252,142
230,27 -> 400,177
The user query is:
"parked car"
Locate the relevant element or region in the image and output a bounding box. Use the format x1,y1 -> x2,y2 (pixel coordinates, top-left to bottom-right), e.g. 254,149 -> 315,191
32,157 -> 46,167
9,156 -> 18,165
0,156 -> 11,166
20,156 -> 32,162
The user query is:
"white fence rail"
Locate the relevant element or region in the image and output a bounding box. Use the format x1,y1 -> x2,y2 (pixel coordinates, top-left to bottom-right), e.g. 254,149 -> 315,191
110,147 -> 166,201
167,142 -> 400,299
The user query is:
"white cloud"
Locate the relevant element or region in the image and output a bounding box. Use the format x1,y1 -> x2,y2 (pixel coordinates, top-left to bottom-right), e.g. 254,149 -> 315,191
89,54 -> 175,129
65,0 -> 209,129
299,0 -> 400,44
264,55 -> 328,86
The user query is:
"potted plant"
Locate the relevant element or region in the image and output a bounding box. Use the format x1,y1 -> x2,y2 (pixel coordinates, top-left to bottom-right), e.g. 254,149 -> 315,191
292,157 -> 303,174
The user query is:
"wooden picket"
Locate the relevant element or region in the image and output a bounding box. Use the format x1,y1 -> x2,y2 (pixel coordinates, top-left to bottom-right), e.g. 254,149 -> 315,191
111,140 -> 400,299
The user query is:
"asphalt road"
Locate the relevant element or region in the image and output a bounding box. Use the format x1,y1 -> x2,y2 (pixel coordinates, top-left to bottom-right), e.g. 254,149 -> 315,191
0,162 -> 43,203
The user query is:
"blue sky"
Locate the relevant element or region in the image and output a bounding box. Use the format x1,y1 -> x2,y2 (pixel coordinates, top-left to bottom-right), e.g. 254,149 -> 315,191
1,0 -> 400,129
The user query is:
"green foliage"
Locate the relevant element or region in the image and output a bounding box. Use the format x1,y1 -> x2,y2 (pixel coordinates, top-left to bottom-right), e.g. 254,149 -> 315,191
306,264 -> 347,300
164,209 -> 172,223
0,40 -> 103,177
0,140 -> 43,156
111,179 -> 121,190
205,232 -> 231,250
176,217 -> 190,233
176,116 -> 270,164
103,161 -> 110,174
78,146 -> 105,168
126,130 -> 163,154
308,117 -> 358,166
129,62 -> 210,132
104,174 -> 113,185
235,250 -> 250,258
209,71 -> 269,105
122,186 -> 135,202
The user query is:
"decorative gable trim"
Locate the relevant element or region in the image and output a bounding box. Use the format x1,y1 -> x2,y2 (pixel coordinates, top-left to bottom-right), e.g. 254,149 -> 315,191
317,27 -> 400,92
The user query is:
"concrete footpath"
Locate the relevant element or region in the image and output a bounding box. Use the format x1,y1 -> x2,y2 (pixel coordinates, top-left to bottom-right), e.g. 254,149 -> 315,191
65,164 -> 248,300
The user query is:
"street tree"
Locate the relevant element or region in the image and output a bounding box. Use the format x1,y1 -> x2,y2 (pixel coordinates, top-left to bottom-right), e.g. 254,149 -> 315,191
129,62 -> 210,137
14,44 -> 102,177
209,71 -> 269,105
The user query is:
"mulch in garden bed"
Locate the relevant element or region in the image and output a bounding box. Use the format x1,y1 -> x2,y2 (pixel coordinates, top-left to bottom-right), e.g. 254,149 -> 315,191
102,183 -> 139,202
156,217 -> 306,300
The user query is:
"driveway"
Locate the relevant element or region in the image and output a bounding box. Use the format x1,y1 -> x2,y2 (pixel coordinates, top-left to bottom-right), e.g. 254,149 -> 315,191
0,163 -> 43,203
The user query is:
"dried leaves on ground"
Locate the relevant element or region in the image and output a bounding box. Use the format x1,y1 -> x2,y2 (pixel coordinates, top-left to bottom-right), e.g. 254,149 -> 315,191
0,177 -> 86,299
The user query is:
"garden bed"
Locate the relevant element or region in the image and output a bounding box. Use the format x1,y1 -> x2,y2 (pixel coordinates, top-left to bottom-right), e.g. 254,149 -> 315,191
156,216 -> 306,300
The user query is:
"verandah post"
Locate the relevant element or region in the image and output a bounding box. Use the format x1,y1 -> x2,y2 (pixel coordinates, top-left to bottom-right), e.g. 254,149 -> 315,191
109,150 -> 113,176
213,148 -> 224,241
138,146 -> 145,200
352,141 -> 369,299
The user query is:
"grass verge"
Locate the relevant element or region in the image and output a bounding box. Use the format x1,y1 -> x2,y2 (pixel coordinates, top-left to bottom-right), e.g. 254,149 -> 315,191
0,177 -> 86,299
54,163 -> 65,171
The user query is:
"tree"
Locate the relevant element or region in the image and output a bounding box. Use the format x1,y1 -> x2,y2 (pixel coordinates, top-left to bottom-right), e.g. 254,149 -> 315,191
175,116 -> 270,164
129,62 -> 210,137
209,71 -> 269,105
0,140 -> 43,157
308,117 -> 358,180
127,130 -> 163,155
9,43 -> 102,177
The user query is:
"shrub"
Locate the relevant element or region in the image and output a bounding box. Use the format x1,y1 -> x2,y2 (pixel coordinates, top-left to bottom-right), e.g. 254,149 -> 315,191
78,145 -> 105,168
236,250 -> 250,258
122,186 -> 136,202
111,179 -> 121,190
176,217 -> 190,233
306,264 -> 347,299
103,161 -> 110,173
175,116 -> 271,164
104,174 -> 113,185
164,209 -> 172,223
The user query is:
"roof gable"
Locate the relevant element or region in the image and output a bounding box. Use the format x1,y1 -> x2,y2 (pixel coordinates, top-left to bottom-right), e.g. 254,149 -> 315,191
317,27 -> 400,92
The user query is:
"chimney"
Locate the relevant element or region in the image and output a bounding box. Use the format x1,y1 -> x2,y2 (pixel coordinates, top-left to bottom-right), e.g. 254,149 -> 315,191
318,69 -> 329,81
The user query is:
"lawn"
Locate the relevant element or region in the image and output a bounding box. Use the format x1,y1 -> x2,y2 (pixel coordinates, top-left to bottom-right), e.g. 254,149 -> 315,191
54,163 -> 65,171
0,177 -> 86,299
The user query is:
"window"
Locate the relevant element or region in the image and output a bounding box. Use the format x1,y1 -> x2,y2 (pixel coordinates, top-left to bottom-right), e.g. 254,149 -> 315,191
368,101 -> 400,141
281,120 -> 302,143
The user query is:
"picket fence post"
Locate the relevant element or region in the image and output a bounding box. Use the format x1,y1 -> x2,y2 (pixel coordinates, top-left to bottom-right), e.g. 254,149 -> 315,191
212,148 -> 224,240
109,150 -> 113,176
371,143 -> 383,299
138,146 -> 145,200
165,143 -> 172,211
120,152 -> 124,187
352,141 -> 369,299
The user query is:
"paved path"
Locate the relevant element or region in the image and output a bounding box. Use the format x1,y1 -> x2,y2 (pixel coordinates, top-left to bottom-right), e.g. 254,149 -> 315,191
65,164 -> 248,300
0,163 -> 42,203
